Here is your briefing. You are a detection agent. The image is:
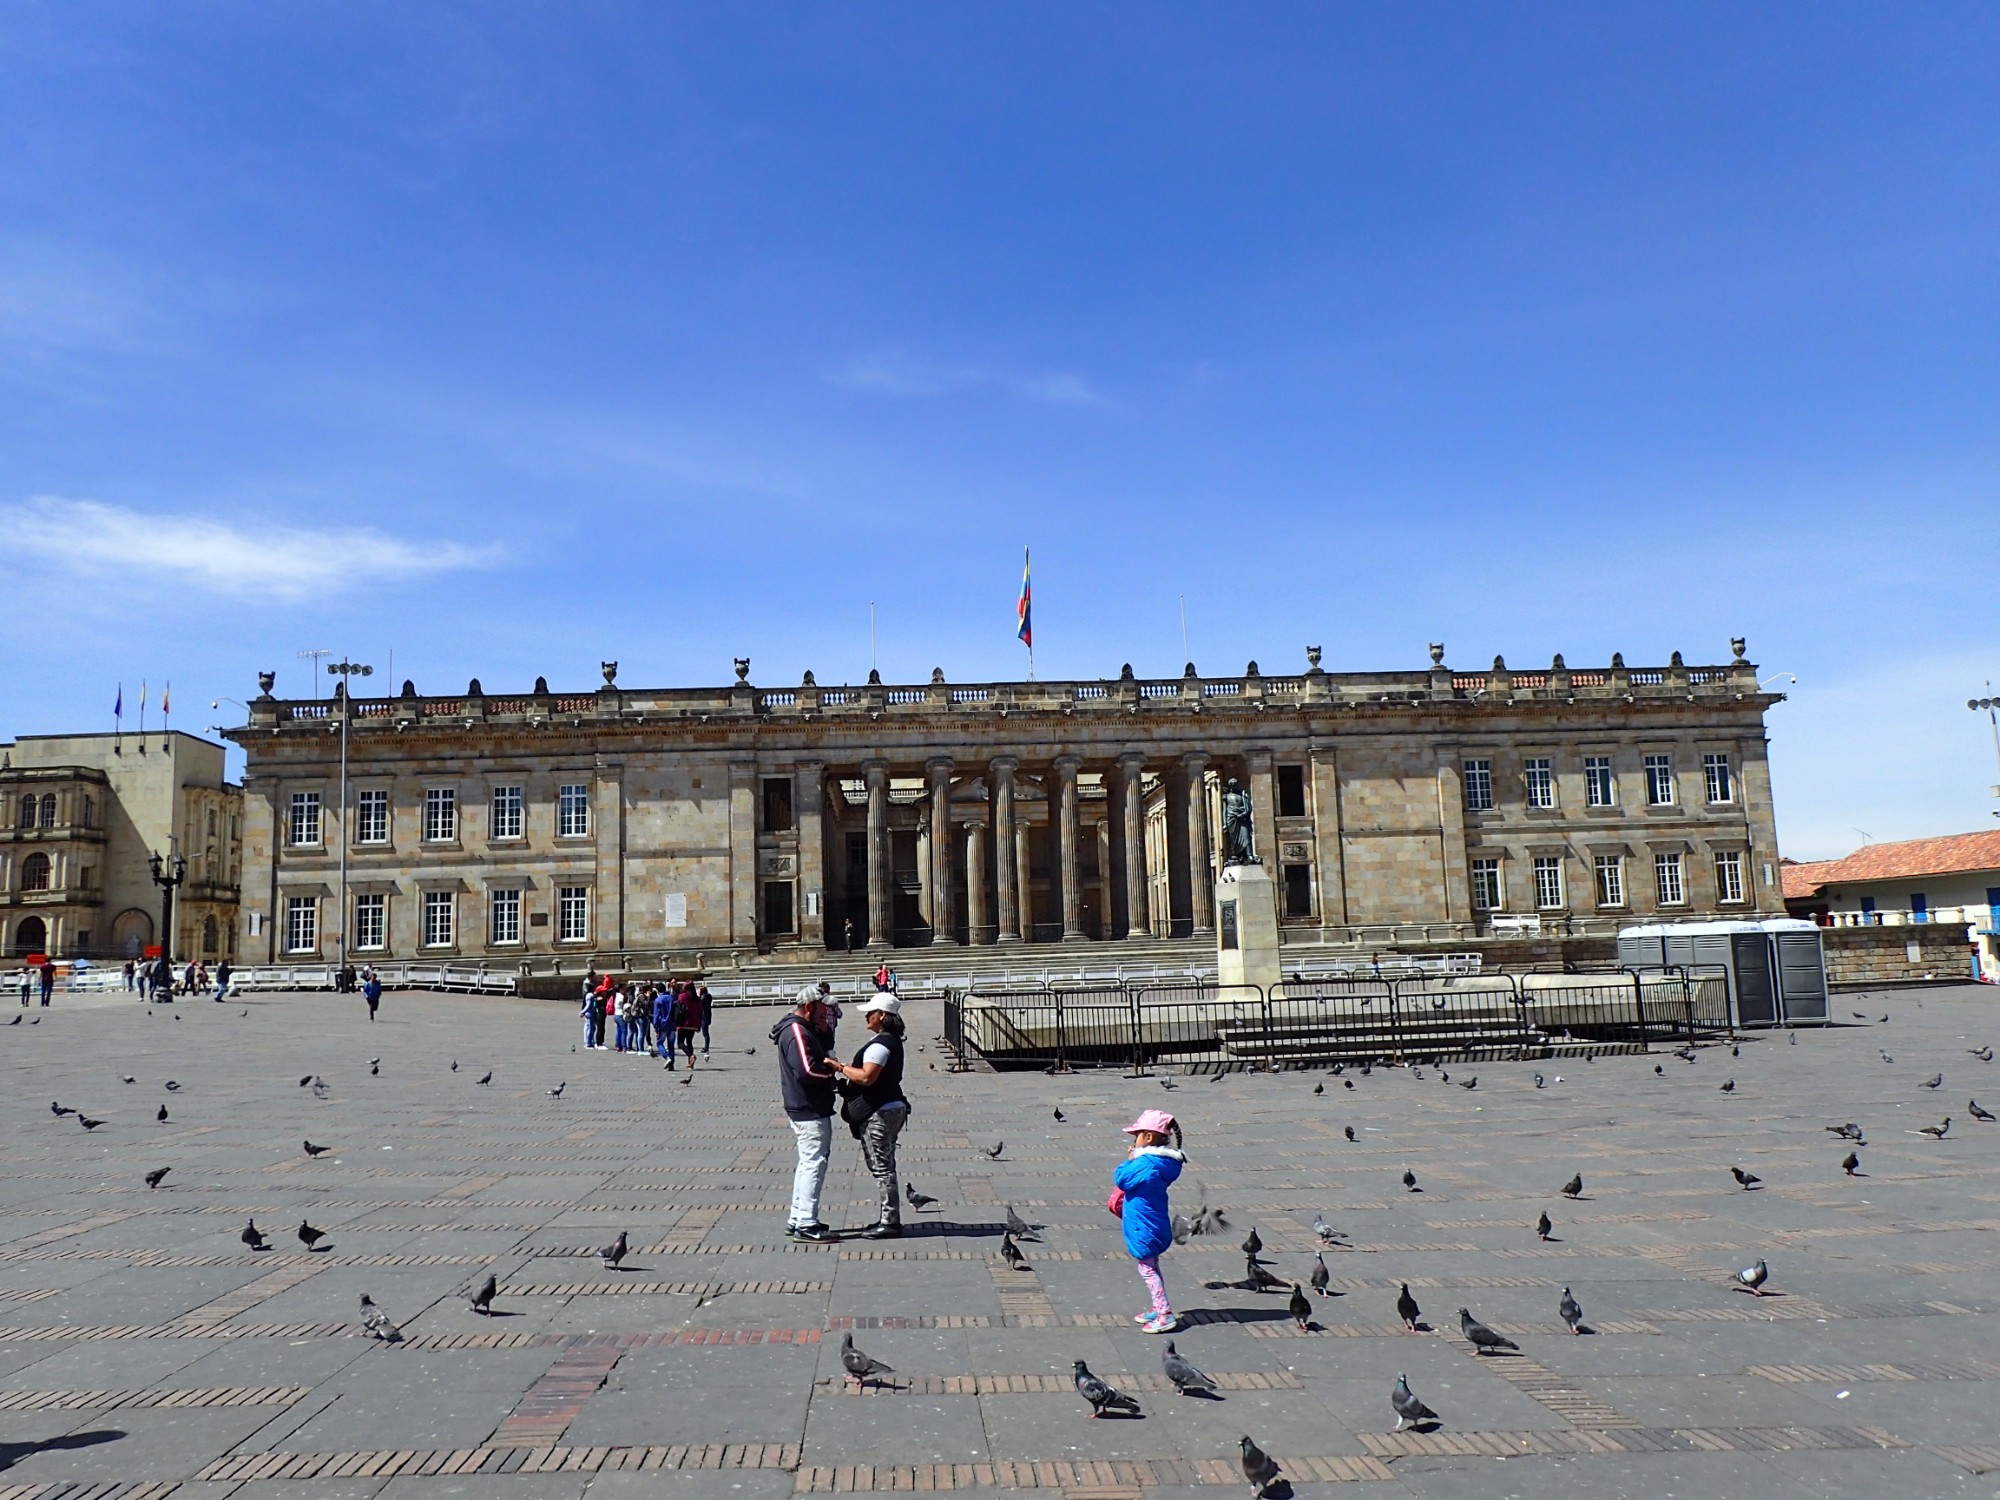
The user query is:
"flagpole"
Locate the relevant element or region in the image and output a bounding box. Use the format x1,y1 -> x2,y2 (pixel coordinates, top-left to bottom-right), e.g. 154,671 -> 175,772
139,680 -> 147,753
114,684 -> 123,756
1179,595 -> 1189,668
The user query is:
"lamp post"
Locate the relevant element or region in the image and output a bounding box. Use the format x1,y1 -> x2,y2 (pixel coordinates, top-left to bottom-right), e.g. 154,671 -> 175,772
147,850 -> 187,1000
327,659 -> 374,970
1968,691 -> 2000,817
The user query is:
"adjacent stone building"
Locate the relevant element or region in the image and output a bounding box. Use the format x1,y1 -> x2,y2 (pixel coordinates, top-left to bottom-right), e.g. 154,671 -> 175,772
0,732 -> 243,962
226,642 -> 1785,969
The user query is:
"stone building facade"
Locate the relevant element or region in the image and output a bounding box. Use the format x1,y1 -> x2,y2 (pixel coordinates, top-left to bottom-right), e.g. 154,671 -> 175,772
0,732 -> 243,962
227,643 -> 1785,968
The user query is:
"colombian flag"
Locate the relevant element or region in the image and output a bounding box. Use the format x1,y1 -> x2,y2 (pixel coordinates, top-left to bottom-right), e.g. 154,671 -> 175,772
1016,548 -> 1032,649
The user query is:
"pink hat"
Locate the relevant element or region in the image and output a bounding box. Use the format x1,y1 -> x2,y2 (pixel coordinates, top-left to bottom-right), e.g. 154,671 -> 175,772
1122,1108 -> 1177,1136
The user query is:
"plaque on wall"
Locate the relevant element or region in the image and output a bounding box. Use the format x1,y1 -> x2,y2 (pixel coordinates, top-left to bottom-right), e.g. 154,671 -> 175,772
664,893 -> 688,928
1281,842 -> 1311,862
1219,899 -> 1238,951
758,853 -> 797,877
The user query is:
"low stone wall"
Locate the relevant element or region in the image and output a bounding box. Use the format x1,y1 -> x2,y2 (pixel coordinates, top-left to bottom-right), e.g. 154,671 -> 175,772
1821,924 -> 1979,988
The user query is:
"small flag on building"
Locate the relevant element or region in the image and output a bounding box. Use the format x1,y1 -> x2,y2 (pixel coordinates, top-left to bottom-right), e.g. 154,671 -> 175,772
1016,548 -> 1032,650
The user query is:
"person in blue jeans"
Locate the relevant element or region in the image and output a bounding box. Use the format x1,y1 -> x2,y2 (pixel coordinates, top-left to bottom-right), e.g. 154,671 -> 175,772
654,985 -> 678,1066
698,984 -> 714,1055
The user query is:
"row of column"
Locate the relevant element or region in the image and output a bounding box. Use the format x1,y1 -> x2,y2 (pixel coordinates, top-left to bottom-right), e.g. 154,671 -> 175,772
856,753 -> 1218,946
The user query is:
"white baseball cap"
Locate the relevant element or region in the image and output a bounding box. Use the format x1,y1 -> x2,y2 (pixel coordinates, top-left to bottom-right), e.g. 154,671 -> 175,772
860,994 -> 901,1017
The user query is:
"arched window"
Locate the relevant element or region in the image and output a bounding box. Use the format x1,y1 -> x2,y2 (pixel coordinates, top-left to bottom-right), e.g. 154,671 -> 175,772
21,853 -> 52,891
11,916 -> 46,957
15,795 -> 32,829
38,794 -> 56,828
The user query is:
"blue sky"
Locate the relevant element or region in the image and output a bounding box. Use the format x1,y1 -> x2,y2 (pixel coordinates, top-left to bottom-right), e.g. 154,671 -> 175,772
3,6 -> 1997,858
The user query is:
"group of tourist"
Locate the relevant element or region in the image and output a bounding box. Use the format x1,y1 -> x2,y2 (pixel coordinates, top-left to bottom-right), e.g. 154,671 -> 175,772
580,972 -> 713,1066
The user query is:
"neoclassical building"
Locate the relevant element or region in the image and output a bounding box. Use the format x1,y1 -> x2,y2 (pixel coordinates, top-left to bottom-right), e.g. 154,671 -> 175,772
227,641 -> 1785,968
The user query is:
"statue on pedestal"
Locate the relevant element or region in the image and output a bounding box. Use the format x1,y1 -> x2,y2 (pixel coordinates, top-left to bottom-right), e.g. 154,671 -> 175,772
1221,778 -> 1257,867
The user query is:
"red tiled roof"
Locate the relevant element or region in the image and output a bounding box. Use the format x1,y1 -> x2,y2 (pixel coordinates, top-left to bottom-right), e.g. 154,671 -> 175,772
1781,830 -> 2000,899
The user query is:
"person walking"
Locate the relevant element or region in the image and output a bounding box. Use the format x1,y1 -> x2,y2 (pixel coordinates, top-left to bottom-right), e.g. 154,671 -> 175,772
697,983 -> 714,1056
672,983 -> 702,1069
362,969 -> 382,1021
771,984 -> 839,1242
580,976 -> 600,1049
652,984 -> 676,1065
831,994 -> 910,1239
213,961 -> 232,1001
1110,1108 -> 1186,1334
123,959 -> 136,992
38,961 -> 56,1007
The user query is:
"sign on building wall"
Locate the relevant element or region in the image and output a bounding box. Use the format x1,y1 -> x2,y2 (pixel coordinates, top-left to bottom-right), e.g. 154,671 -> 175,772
664,893 -> 688,928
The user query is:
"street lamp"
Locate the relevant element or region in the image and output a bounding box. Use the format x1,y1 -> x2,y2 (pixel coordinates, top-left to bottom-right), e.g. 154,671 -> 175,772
328,659 -> 374,971
1968,691 -> 2000,817
147,850 -> 187,1000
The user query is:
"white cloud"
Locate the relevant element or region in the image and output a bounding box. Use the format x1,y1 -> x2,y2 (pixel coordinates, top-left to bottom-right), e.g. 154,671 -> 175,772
830,352 -> 1104,406
0,495 -> 497,604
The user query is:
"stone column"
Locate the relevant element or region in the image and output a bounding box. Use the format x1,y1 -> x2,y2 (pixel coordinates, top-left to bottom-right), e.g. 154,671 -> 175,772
795,761 -> 826,949
1184,751 -> 1214,934
727,761 -> 755,948
1056,755 -> 1085,941
864,760 -> 889,949
1246,750 -> 1278,877
1096,819 -> 1113,941
927,756 -> 956,945
966,820 -> 989,944
1016,819 -> 1036,941
991,757 -> 1021,942
1121,753 -> 1148,939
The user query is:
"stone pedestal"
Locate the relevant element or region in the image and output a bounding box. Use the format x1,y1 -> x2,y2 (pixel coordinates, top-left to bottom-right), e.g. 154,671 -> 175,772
1215,863 -> 1282,998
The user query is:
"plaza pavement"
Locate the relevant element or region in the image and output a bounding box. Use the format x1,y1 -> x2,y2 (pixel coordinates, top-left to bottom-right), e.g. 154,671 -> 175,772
1,980 -> 1998,1500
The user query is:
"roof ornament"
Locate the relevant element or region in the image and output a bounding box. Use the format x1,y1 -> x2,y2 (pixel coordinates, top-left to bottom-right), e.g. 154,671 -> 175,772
733,658 -> 750,685
601,661 -> 618,686
1428,642 -> 1445,667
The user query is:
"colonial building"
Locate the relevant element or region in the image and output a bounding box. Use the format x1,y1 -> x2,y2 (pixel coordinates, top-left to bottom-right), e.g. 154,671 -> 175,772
0,732 -> 243,962
226,642 -> 1785,968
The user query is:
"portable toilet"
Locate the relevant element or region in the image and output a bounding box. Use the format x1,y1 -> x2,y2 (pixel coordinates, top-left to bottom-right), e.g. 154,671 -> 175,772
1617,919 -> 1827,1028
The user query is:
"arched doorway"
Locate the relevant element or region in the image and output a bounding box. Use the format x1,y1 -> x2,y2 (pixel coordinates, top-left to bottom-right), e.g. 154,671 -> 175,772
12,916 -> 47,957
111,909 -> 153,958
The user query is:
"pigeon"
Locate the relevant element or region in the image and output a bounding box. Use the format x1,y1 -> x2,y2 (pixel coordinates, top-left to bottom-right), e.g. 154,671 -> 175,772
547,1082 -> 566,1097
469,1272 -> 497,1315
298,1075 -> 312,1087
1825,1123 -> 1863,1141
1969,1046 -> 1993,1062
1241,1227 -> 1263,1258
1852,1011 -> 1866,1019
680,1073 -> 693,1086
1655,1064 -> 1664,1074
1732,1045 -> 1740,1057
476,1071 -> 492,1086
1344,1079 -> 1353,1089
144,1167 -> 170,1189
1161,1340 -> 1215,1396
1561,1173 -> 1583,1199
1312,1212 -> 1340,1245
1457,1076 -> 1477,1090
1004,1206 -> 1041,1241
1052,1108 -> 1065,1122
1971,1100 -> 1996,1122
1919,1118 -> 1950,1139
156,1105 -> 168,1122
1731,1167 -> 1761,1190
122,1075 -> 136,1084
1402,1169 -> 1420,1193
1344,1126 -> 1355,1141
370,1061 -> 379,1076
164,1080 -> 179,1091
1880,1014 -> 1889,1023
297,1220 -> 328,1250
983,1142 -> 1004,1159
1396,1283 -> 1421,1331
241,1220 -> 270,1251
1391,1373 -> 1438,1430
50,1101 -> 74,1117
451,1060 -> 458,1072
1289,1283 -> 1312,1330
1536,1211 -> 1553,1242
1719,1079 -> 1736,1093
1310,1252 -> 1331,1295
842,1332 -> 895,1390
1313,1082 -> 1323,1095
303,1140 -> 330,1157
1841,1151 -> 1860,1176
359,1291 -> 402,1342
1239,1433 -> 1282,1496
1171,1213 -> 1195,1246
1736,1258 -> 1769,1296
1246,1257 -> 1285,1292
1162,1079 -> 1178,1090
1921,1074 -> 1943,1090
1000,1232 -> 1029,1270
1534,1072 -> 1545,1089
1458,1307 -> 1518,1354
905,1183 -> 937,1213
1880,1052 -> 1894,1064
77,1115 -> 103,1130
600,1231 -> 628,1268
1074,1360 -> 1140,1418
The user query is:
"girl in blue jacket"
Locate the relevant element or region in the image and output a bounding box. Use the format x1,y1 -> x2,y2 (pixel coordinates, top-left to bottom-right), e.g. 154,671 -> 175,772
1111,1108 -> 1186,1333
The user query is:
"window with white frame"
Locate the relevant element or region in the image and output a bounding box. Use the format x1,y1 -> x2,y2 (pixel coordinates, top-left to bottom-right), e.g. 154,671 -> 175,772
1533,856 -> 1565,910
355,790 -> 389,845
491,786 -> 523,841
1463,759 -> 1493,812
423,788 -> 457,843
284,896 -> 317,953
1703,753 -> 1734,804
288,791 -> 321,847
1714,850 -> 1744,903
1655,852 -> 1685,906
1584,755 -> 1615,807
490,888 -> 521,945
353,893 -> 386,950
1643,754 -> 1675,805
1524,758 -> 1555,809
1594,854 -> 1625,906
1470,857 -> 1503,911
558,784 -> 590,839
422,890 -> 455,948
558,885 -> 590,942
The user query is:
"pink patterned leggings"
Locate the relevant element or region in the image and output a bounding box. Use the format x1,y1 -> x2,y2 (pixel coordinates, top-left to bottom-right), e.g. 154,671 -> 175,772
1134,1254 -> 1171,1316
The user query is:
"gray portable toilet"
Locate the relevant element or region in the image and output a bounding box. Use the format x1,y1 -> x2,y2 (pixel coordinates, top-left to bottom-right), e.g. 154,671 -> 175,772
1617,919 -> 1827,1028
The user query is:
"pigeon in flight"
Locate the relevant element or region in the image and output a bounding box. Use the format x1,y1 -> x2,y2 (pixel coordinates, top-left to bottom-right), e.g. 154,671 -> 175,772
1074,1359 -> 1140,1418
1402,1169 -> 1420,1193
241,1220 -> 270,1252
1004,1206 -> 1040,1241
1344,1126 -> 1355,1141
468,1272 -> 497,1315
298,1075 -> 312,1087
1239,1433 -> 1282,1496
1391,1373 -> 1438,1430
600,1230 -> 628,1268
157,1105 -> 168,1122
905,1183 -> 937,1213
1919,1118 -> 1950,1139
1561,1173 -> 1583,1199
1288,1283 -> 1312,1330
1396,1283 -> 1422,1331
1559,1286 -> 1584,1335
1970,1100 -> 1996,1122
1458,1307 -> 1518,1355
1161,1341 -> 1215,1396
1921,1073 -> 1943,1090
1731,1167 -> 1761,1190
359,1291 -> 403,1342
1000,1232 -> 1029,1270
1736,1258 -> 1770,1296
297,1220 -> 328,1250
303,1140 -> 330,1157
476,1071 -> 492,1086
1310,1252 -> 1331,1296
143,1167 -> 170,1189
983,1142 -> 1004,1159
841,1332 -> 895,1390
1841,1152 -> 1861,1176
1536,1211 -> 1553,1242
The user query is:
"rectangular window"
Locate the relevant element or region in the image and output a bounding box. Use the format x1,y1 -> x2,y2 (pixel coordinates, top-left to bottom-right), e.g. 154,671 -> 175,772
423,788 -> 457,843
284,896 -> 317,954
288,791 -> 321,847
1714,850 -> 1744,903
1644,754 -> 1676,806
1703,753 -> 1734,804
1909,892 -> 1928,924
422,890 -> 455,947
1524,758 -> 1555,809
558,784 -> 590,839
1282,862 -> 1313,919
762,880 -> 796,936
558,885 -> 589,943
1594,854 -> 1625,906
1276,765 -> 1308,818
1584,755 -> 1615,807
490,888 -> 522,945
1655,853 -> 1685,906
1463,759 -> 1493,812
761,777 -> 795,833
491,786 -> 523,840
1470,857 -> 1503,911
1534,856 -> 1565,910
355,789 -> 389,845
354,893 -> 386,950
